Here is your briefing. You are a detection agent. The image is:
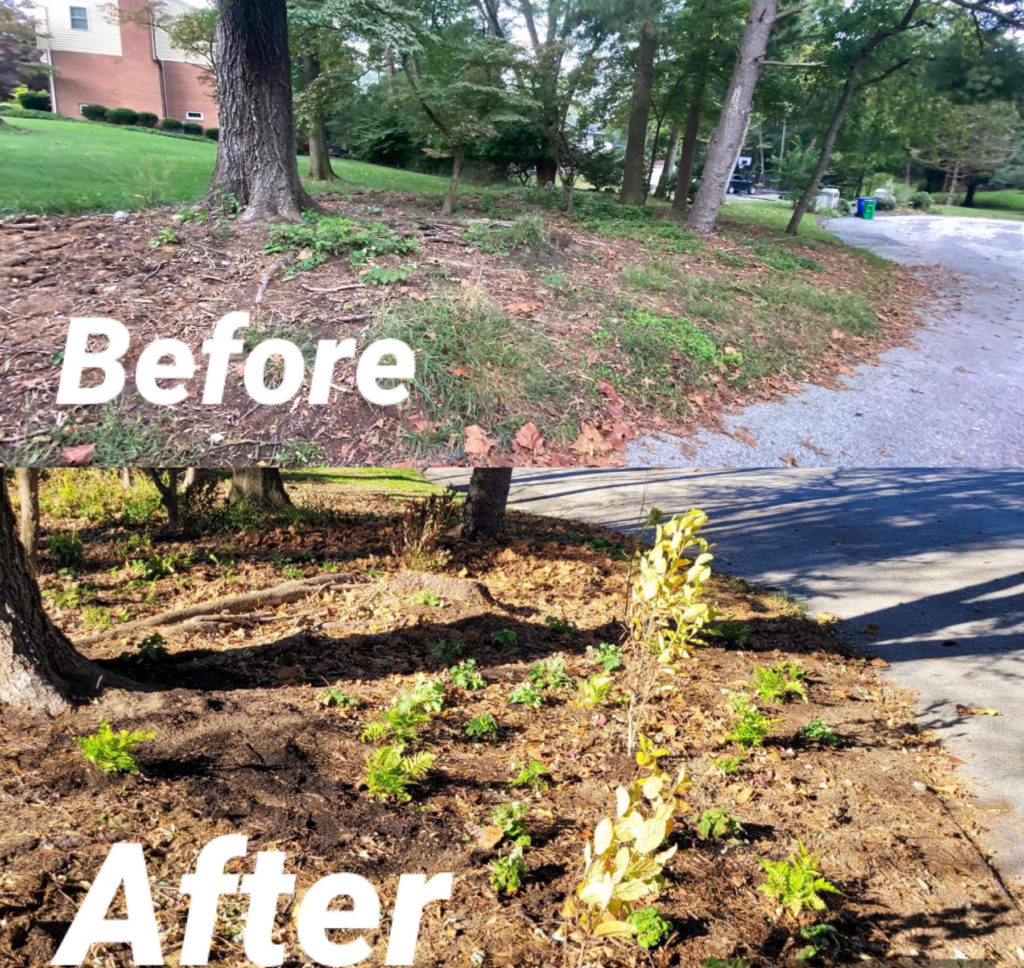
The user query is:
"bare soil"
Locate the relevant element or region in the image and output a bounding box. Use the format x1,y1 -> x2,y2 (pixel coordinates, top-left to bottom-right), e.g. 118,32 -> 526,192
0,193 -> 924,467
1,484 -> 1022,966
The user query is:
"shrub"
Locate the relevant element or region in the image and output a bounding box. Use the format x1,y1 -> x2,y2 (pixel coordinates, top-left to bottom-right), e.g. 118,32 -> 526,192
161,117 -> 183,131
182,121 -> 203,136
874,194 -> 896,211
50,531 -> 85,569
204,126 -> 219,140
14,86 -> 50,111
909,191 -> 933,211
136,111 -> 159,128
572,144 -> 625,192
80,103 -> 108,121
105,107 -> 138,126
75,721 -> 155,774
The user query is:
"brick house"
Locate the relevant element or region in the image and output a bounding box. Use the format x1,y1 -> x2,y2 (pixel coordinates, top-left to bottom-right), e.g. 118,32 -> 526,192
33,0 -> 218,126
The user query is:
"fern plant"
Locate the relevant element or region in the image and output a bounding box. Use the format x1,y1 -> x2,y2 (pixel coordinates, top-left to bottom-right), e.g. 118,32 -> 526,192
363,744 -> 436,802
760,844 -> 840,917
75,722 -> 155,775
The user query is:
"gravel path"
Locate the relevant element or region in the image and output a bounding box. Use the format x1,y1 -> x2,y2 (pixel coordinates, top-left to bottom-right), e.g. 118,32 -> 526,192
627,214 -> 1024,467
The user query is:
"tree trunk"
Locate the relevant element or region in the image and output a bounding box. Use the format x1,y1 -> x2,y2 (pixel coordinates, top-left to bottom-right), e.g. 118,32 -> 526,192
619,19 -> 658,206
536,155 -> 557,186
685,0 -> 776,234
442,146 -> 464,217
16,468 -> 39,577
671,98 -> 702,215
463,468 -> 512,539
202,0 -> 313,221
964,179 -> 978,207
946,165 -> 960,206
228,468 -> 292,508
304,54 -> 337,182
120,467 -> 133,490
145,469 -> 182,531
653,120 -> 680,199
786,74 -> 857,235
0,477 -> 113,715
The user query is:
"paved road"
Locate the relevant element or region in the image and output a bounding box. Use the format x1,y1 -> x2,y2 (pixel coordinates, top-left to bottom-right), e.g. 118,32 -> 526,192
627,215 -> 1024,467
430,467 -> 1024,878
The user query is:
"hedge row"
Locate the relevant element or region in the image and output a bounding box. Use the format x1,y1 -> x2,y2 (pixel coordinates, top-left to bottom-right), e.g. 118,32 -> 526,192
80,103 -> 216,139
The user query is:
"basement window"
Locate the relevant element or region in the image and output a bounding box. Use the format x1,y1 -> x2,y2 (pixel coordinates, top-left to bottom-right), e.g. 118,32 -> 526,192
185,111 -> 204,121
69,6 -> 88,30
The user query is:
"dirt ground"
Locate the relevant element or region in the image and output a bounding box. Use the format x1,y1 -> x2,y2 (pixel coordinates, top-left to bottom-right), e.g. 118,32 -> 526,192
1,482 -> 1023,966
0,192 -> 923,467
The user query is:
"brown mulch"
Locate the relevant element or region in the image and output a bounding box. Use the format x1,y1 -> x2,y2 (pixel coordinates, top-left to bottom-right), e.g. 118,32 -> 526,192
0,193 -> 927,467
1,487 -> 1023,966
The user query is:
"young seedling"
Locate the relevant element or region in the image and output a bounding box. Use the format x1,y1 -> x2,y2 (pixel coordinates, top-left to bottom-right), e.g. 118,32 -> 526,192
752,663 -> 808,704
510,759 -> 550,795
800,719 -> 841,747
587,642 -> 624,672
75,722 -> 155,775
490,845 -> 526,895
760,843 -> 840,918
627,905 -> 672,950
544,615 -> 577,636
795,923 -> 841,961
318,687 -> 359,710
490,802 -> 531,846
694,807 -> 743,841
427,638 -> 463,666
465,714 -> 499,742
711,619 -> 754,648
508,682 -> 544,709
450,659 -> 486,690
118,632 -> 168,665
492,628 -> 518,648
708,754 -> 745,775
411,590 -> 442,606
363,744 -> 435,802
727,693 -> 779,749
576,673 -> 613,708
528,658 -> 573,691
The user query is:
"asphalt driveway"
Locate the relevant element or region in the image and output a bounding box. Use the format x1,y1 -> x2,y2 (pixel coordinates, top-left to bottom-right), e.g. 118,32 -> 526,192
627,215 -> 1024,467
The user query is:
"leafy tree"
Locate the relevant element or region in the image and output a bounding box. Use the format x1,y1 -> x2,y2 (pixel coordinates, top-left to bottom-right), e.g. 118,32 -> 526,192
931,99 -> 1020,203
0,0 -> 46,100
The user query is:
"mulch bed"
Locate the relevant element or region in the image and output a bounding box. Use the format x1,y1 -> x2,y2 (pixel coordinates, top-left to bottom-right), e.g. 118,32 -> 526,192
1,488 -> 1022,966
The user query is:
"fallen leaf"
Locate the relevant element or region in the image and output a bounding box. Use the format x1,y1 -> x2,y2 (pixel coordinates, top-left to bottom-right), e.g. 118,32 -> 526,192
464,424 -> 496,460
505,301 -> 542,315
476,826 -> 505,850
62,443 -> 96,466
513,421 -> 545,453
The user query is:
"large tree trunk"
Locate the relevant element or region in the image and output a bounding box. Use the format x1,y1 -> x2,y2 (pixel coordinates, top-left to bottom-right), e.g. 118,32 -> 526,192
963,179 -> 978,207
304,54 -> 337,183
619,19 -> 658,206
463,468 -> 512,539
786,75 -> 857,235
202,0 -> 313,221
145,468 -> 182,531
442,146 -> 464,217
685,0 -> 777,234
536,154 -> 558,187
0,477 -> 111,715
228,468 -> 292,508
653,120 -> 680,199
671,98 -> 702,215
15,468 -> 39,577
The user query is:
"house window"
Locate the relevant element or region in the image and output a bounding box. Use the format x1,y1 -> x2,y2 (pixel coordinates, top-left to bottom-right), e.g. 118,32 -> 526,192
185,111 -> 204,121
69,5 -> 88,29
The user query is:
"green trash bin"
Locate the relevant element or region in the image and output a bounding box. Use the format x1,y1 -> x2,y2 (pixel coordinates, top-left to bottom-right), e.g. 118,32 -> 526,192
861,197 -> 876,220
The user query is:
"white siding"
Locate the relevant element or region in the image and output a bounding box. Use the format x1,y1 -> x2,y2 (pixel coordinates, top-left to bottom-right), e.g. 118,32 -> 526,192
152,0 -> 208,65
34,2 -> 122,56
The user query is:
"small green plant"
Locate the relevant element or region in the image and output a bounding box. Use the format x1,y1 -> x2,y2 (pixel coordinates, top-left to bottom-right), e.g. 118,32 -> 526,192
450,659 -> 486,690
465,714 -> 499,741
75,722 -> 155,775
752,663 -> 808,704
694,807 -> 743,840
363,744 -> 435,802
412,590 -> 442,607
362,264 -> 412,285
491,802 -> 531,846
490,845 -> 526,894
576,673 -> 613,708
409,677 -> 445,713
544,615 -> 577,636
426,638 -> 463,666
282,564 -> 303,580
587,642 -> 624,672
708,754 -> 745,775
528,658 -> 573,690
493,628 -> 518,648
795,923 -> 841,961
510,759 -> 550,794
760,843 -> 840,918
361,679 -> 445,743
701,960 -> 752,968
119,633 -> 168,664
800,719 -> 840,747
727,693 -> 778,749
50,531 -> 85,569
265,213 -> 418,272
149,226 -> 182,247
627,905 -> 672,950
508,681 -> 544,708
711,620 -> 754,648
319,687 -> 359,709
